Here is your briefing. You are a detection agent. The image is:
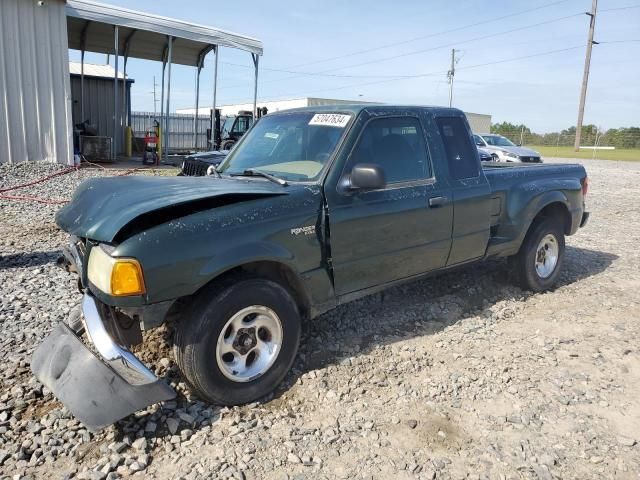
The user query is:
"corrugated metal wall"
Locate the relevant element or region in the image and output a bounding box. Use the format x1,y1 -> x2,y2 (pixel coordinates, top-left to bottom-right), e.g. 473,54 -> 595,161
0,0 -> 73,165
70,76 -> 131,154
131,112 -> 210,151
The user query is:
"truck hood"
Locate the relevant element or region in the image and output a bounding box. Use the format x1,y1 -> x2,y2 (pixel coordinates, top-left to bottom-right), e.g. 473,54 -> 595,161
56,175 -> 288,243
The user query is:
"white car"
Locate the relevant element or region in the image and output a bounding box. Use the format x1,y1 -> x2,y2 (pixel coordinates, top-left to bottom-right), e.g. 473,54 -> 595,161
474,134 -> 542,163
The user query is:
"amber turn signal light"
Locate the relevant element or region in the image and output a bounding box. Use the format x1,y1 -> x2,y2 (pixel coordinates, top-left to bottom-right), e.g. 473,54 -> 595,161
110,260 -> 146,296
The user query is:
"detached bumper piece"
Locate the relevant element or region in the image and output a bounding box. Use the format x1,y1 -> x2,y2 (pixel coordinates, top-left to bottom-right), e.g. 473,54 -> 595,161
31,294 -> 175,431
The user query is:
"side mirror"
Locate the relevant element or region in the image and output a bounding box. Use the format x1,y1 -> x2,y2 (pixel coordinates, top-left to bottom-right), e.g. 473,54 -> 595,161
341,163 -> 386,192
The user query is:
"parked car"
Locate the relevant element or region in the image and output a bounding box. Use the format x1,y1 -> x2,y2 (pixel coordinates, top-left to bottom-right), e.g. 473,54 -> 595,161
474,134 -> 543,163
477,146 -> 498,162
179,150 -> 229,176
33,105 -> 589,430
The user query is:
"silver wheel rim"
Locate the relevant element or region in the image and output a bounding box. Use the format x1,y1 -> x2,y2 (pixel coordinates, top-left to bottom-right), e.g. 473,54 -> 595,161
215,305 -> 283,383
535,233 -> 559,279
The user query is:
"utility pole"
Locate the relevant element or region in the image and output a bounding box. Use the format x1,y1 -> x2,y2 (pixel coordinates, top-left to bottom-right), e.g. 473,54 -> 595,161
574,0 -> 598,151
152,76 -> 159,117
447,49 -> 459,108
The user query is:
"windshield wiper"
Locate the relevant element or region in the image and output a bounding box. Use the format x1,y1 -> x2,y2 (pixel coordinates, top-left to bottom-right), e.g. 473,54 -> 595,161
230,169 -> 288,186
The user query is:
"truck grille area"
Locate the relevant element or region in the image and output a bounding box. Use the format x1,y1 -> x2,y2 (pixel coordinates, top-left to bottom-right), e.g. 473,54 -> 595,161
520,156 -> 542,163
181,158 -> 209,176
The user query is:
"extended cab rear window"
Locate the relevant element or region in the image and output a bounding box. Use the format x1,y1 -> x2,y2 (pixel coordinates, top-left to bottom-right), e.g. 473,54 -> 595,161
437,117 -> 479,180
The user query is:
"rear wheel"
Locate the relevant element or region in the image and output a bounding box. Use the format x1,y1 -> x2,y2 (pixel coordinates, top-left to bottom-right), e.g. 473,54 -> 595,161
173,277 -> 301,405
509,216 -> 565,292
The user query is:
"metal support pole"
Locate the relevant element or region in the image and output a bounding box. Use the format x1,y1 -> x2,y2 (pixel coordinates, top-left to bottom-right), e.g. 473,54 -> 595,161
194,68 -> 201,150
79,21 -> 90,126
574,0 -> 598,151
122,30 -> 135,129
80,50 -> 85,122
159,60 -> 165,159
164,36 -> 173,163
123,57 -> 128,126
211,45 -> 218,149
252,53 -> 259,119
113,26 -> 119,160
160,61 -> 166,122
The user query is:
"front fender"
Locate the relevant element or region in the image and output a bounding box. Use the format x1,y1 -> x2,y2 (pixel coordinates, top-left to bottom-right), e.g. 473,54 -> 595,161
199,241 -> 298,280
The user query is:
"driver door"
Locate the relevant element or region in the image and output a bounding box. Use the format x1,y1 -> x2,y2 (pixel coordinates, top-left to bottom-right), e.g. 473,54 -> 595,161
324,114 -> 453,296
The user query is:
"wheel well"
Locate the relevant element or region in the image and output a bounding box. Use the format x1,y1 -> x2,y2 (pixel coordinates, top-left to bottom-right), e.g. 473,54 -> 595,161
210,261 -> 311,320
533,202 -> 572,234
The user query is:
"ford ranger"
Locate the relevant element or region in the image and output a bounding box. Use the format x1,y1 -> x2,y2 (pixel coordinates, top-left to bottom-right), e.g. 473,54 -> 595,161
31,105 -> 589,430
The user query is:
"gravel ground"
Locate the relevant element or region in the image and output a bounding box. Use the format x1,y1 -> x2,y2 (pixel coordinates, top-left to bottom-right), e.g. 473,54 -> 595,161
0,158 -> 638,480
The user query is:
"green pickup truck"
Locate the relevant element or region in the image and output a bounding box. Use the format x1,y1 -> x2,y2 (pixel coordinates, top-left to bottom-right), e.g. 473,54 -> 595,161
32,105 -> 589,430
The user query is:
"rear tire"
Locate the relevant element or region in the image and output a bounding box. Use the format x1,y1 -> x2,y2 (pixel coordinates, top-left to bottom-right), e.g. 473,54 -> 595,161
509,216 -> 565,292
173,277 -> 301,405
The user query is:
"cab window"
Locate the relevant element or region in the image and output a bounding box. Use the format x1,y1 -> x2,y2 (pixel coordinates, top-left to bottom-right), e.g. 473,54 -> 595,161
437,117 -> 479,179
349,117 -> 430,184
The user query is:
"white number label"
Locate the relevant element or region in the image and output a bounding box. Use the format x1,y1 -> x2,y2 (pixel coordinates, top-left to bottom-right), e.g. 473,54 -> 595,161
308,113 -> 351,128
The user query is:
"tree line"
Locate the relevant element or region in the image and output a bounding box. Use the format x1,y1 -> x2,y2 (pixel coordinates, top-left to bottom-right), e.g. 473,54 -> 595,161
489,122 -> 640,149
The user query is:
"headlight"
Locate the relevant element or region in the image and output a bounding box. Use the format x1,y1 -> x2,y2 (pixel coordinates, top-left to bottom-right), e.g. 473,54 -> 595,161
87,245 -> 146,296
504,151 -> 518,158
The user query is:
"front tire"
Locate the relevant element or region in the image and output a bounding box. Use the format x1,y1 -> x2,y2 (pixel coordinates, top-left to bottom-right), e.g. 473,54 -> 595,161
509,216 -> 565,292
173,277 -> 301,405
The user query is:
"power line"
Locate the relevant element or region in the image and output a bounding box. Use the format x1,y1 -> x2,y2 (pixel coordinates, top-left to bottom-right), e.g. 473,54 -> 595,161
219,61 -> 425,79
281,0 -> 577,70
227,45 -> 585,104
313,13 -> 584,74
218,12 -> 584,87
600,4 -> 640,11
598,39 -> 640,43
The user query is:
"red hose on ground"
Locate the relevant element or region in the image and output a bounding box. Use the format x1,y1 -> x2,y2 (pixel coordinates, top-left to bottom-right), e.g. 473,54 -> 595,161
0,164 -> 165,205
0,194 -> 70,205
0,166 -> 78,194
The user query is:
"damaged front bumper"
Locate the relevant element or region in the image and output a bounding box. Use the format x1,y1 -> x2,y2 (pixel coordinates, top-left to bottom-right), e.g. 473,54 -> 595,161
31,293 -> 175,431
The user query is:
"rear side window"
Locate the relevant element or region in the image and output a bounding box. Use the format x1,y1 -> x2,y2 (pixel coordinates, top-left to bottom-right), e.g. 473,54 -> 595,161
349,116 -> 431,183
437,117 -> 479,179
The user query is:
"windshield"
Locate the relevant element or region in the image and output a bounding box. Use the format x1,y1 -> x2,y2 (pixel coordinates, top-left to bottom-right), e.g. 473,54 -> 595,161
218,112 -> 352,182
482,135 -> 515,147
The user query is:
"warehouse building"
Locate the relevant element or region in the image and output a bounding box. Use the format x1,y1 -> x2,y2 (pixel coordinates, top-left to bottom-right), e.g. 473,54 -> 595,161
0,0 -> 72,165
178,97 -> 492,133
68,62 -> 134,159
0,0 -> 262,165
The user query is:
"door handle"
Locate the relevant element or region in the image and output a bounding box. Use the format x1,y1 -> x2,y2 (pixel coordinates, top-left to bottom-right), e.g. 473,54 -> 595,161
428,196 -> 446,208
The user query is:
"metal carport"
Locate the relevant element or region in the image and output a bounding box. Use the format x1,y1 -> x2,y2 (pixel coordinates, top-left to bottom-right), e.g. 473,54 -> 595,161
66,0 -> 263,161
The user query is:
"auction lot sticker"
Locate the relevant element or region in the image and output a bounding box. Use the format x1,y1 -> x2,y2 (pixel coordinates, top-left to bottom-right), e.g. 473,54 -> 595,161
308,113 -> 351,128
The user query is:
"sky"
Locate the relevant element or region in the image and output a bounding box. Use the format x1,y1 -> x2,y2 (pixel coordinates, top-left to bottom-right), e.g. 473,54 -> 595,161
69,0 -> 640,133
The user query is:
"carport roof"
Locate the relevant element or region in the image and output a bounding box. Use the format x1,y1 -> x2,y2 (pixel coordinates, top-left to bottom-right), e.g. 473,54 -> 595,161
66,0 -> 263,67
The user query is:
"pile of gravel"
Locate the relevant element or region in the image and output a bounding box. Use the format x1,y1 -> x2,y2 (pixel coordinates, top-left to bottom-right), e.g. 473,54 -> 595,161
1,159 -> 638,479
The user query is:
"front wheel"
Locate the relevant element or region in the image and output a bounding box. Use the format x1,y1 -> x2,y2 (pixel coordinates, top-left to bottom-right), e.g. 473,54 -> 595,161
173,277 -> 301,405
509,217 -> 565,292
